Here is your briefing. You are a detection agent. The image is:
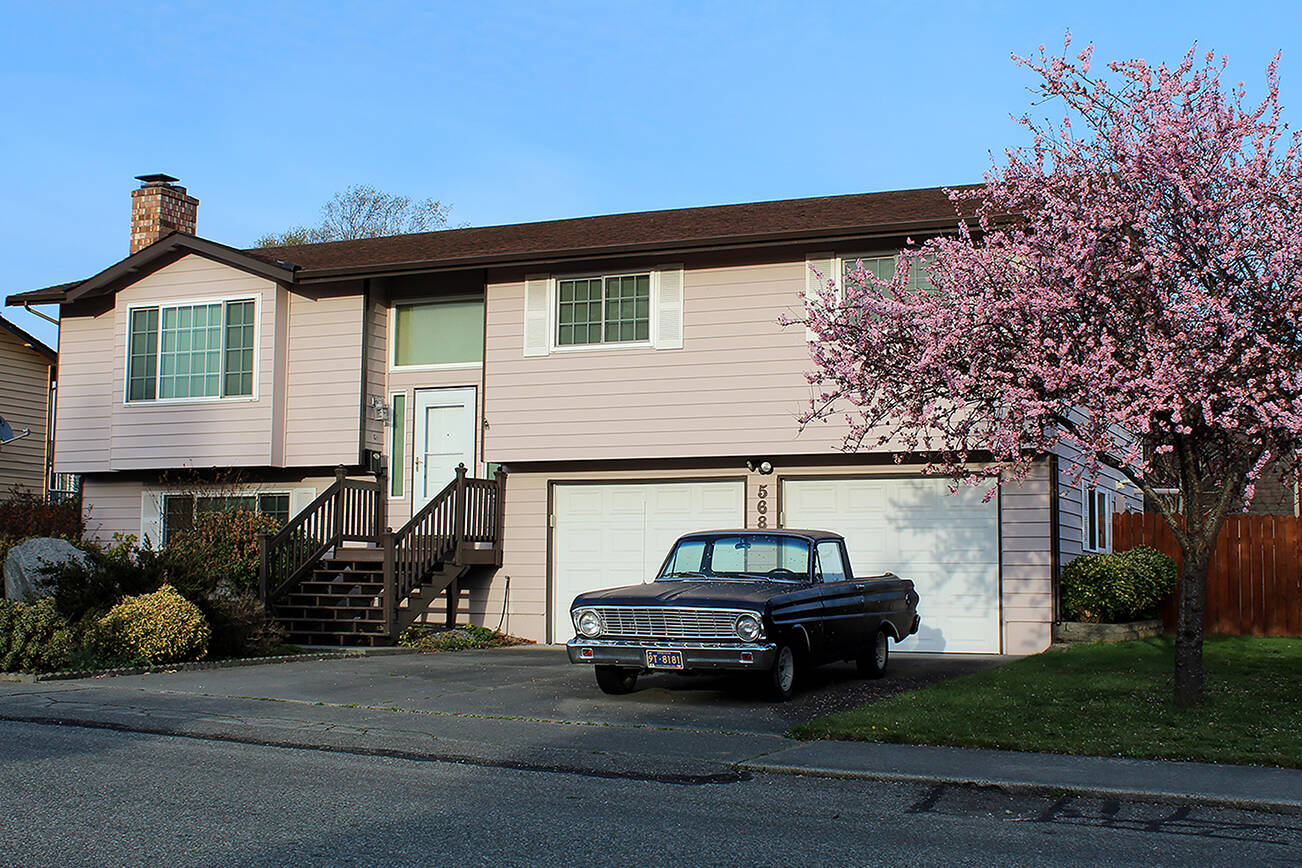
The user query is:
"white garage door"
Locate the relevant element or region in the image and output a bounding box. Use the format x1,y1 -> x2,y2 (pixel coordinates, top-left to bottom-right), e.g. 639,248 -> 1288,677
782,477 -> 1000,653
552,481 -> 745,641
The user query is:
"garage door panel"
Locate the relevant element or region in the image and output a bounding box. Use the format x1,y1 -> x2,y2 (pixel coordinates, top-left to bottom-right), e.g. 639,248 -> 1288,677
782,476 -> 1000,654
552,481 -> 745,641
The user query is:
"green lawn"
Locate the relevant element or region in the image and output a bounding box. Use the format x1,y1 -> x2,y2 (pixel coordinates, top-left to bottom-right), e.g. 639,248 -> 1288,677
791,636 -> 1302,768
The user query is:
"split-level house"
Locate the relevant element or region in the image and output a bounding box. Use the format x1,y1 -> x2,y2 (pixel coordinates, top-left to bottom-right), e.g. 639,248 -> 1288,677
8,175 -> 1140,654
0,316 -> 57,497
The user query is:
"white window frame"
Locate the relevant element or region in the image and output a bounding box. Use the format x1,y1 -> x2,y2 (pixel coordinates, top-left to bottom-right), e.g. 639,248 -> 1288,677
838,251 -> 934,301
123,294 -> 261,406
548,270 -> 657,353
1082,483 -> 1112,553
387,294 -> 486,372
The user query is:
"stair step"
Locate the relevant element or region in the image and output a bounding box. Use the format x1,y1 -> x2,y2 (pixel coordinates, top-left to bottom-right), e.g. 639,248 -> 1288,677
275,606 -> 384,620
326,549 -> 385,564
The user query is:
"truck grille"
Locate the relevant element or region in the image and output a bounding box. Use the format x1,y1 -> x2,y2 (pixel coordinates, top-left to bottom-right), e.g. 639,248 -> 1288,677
591,606 -> 748,640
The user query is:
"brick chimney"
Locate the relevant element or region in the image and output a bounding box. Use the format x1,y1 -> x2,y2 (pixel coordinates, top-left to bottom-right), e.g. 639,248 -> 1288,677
129,174 -> 198,253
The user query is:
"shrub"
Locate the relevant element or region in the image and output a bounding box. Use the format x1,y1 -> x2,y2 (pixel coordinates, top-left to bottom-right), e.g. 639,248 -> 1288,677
1123,545 -> 1179,611
0,487 -> 83,541
96,585 -> 210,664
0,487 -> 85,567
0,599 -> 73,672
202,591 -> 286,659
397,623 -> 528,651
166,509 -> 282,599
1060,547 -> 1179,623
38,535 -> 171,623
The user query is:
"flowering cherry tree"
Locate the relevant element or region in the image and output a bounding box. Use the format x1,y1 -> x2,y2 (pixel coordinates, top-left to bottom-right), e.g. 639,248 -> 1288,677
797,39 -> 1302,706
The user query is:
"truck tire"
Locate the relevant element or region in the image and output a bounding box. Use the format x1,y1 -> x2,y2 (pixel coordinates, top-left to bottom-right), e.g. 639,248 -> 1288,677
857,628 -> 890,679
765,644 -> 797,701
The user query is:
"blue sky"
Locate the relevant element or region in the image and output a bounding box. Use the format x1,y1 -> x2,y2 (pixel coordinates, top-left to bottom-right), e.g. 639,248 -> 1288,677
3,0 -> 1299,347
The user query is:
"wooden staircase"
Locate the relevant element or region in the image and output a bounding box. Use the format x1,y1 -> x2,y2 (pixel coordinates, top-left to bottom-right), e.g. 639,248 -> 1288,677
259,464 -> 505,646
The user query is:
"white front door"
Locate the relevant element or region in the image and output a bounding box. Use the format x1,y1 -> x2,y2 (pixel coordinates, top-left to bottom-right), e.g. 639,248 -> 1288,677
781,476 -> 1001,653
412,387 -> 477,510
551,480 -> 745,641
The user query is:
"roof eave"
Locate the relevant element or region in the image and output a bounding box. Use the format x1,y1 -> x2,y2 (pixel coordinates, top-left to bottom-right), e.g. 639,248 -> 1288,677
0,317 -> 56,362
64,233 -> 297,303
291,216 -> 982,283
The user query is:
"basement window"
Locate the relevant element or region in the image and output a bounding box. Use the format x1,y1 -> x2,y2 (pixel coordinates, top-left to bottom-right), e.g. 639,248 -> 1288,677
161,492 -> 290,546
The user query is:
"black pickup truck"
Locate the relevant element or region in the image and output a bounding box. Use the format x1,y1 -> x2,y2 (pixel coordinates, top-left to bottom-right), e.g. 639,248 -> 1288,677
566,529 -> 920,700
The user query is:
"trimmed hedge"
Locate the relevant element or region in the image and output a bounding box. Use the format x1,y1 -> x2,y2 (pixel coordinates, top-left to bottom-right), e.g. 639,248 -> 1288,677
96,585 -> 210,664
1060,546 -> 1177,623
0,599 -> 73,672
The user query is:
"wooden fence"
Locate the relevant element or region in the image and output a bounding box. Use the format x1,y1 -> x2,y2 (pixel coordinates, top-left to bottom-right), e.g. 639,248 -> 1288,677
1112,512 -> 1302,636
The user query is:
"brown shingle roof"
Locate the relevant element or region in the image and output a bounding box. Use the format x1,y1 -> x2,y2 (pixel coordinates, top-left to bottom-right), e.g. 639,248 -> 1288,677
245,185 -> 977,276
7,184 -> 979,304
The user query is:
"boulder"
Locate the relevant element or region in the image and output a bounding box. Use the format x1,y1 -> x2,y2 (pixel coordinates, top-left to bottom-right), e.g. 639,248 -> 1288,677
3,537 -> 88,602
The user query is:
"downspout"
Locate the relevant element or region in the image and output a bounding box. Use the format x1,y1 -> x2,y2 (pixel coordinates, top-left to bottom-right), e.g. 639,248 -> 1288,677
358,278 -> 371,470
1049,451 -> 1061,623
23,302 -> 59,327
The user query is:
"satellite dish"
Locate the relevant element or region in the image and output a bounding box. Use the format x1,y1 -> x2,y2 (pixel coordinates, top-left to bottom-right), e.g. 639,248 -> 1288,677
0,414 -> 30,446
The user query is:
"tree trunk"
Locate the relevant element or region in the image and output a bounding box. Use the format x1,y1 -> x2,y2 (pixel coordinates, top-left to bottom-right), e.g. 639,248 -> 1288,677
1173,545 -> 1211,708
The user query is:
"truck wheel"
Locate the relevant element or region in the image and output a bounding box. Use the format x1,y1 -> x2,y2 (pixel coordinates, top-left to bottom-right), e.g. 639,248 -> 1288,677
595,665 -> 639,695
765,644 -> 797,701
857,629 -> 890,679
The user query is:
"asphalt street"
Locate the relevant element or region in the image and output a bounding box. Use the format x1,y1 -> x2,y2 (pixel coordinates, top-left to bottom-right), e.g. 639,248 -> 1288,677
3,719 -> 1300,867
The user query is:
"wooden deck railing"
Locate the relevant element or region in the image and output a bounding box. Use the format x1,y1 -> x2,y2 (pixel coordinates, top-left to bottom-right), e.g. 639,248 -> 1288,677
260,463 -> 506,638
259,466 -> 386,601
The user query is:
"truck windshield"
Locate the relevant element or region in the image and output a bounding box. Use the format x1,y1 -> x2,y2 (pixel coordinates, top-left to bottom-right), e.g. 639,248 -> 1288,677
659,535 -> 811,581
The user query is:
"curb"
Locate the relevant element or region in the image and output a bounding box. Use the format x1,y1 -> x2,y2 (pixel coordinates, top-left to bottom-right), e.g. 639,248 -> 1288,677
734,760 -> 1302,815
0,646 -> 417,683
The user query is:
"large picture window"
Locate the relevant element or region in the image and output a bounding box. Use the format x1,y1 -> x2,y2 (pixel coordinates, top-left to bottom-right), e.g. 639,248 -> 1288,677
557,273 -> 650,346
127,299 -> 256,402
392,299 -> 484,367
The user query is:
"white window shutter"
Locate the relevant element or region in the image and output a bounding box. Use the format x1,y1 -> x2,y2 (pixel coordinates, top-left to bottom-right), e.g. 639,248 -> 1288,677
653,264 -> 684,350
140,490 -> 163,549
523,275 -> 551,357
804,253 -> 836,342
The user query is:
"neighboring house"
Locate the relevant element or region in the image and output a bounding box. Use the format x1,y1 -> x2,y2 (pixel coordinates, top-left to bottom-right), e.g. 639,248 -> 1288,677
8,174 -> 1141,654
0,316 -> 56,497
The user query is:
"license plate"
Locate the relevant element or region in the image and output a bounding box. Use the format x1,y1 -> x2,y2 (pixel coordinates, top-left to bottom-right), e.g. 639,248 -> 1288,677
645,649 -> 684,670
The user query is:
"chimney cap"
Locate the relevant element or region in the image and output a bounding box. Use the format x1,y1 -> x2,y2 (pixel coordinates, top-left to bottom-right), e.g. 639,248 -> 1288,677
135,173 -> 180,185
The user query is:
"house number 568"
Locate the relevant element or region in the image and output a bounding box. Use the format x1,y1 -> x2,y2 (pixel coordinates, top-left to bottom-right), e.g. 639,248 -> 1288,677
756,484 -> 769,528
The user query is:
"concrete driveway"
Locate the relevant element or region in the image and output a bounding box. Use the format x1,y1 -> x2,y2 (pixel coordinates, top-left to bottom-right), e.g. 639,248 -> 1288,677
0,646 -> 1005,780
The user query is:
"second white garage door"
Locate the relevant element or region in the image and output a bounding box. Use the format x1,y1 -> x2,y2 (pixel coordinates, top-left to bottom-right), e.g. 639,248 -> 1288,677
552,481 -> 745,641
782,477 -> 1001,653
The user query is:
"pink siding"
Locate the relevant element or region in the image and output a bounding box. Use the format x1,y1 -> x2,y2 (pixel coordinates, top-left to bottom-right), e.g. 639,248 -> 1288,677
483,259 -> 851,462
282,289 -> 364,466
1000,462 -> 1054,654
106,256 -> 278,469
57,255 -> 365,473
54,311 -> 114,473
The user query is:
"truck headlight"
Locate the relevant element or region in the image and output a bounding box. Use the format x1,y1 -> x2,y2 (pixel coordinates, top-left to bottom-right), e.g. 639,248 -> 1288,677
574,609 -> 602,638
735,613 -> 762,641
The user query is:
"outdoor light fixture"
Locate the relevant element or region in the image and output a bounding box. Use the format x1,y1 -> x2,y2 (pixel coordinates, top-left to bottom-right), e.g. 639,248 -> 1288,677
746,458 -> 774,475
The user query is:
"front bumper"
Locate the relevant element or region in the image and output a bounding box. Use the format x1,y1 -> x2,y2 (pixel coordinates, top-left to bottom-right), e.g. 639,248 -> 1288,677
566,637 -> 778,671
